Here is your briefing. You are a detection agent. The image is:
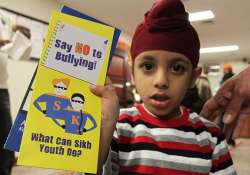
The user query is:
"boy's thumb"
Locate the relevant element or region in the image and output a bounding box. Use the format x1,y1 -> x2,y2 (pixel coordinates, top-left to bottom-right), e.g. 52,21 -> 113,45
90,77 -> 116,98
90,84 -> 104,97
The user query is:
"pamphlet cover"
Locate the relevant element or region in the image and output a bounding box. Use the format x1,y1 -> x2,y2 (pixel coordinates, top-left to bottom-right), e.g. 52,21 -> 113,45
4,5 -> 121,152
17,11 -> 115,173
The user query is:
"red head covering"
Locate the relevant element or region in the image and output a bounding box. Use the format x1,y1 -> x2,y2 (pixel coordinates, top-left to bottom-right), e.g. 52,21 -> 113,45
130,0 -> 200,67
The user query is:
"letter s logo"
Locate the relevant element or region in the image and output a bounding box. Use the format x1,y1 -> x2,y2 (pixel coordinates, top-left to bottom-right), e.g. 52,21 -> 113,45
53,101 -> 61,111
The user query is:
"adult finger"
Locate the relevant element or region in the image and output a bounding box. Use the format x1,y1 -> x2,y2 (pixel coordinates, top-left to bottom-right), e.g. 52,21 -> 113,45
223,117 -> 238,141
214,93 -> 230,107
200,98 -> 220,118
200,81 -> 233,118
232,116 -> 247,138
223,94 -> 244,124
209,109 -> 223,122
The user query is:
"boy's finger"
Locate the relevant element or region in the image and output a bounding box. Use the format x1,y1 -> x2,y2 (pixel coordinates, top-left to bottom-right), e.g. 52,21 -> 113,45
90,77 -> 117,98
90,84 -> 104,97
105,76 -> 113,86
102,77 -> 118,98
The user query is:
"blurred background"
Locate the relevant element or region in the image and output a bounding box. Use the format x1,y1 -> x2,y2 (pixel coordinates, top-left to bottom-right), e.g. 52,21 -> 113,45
0,0 -> 249,174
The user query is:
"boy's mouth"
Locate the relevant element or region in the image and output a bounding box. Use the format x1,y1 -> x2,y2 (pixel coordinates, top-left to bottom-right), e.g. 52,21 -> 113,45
149,94 -> 170,108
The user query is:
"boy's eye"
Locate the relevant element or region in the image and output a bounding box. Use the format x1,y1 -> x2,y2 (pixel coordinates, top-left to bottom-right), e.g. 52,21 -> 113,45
171,63 -> 186,74
142,62 -> 154,71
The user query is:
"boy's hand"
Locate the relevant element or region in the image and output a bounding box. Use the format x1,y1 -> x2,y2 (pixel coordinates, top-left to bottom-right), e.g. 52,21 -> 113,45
90,77 -> 119,174
90,77 -> 119,128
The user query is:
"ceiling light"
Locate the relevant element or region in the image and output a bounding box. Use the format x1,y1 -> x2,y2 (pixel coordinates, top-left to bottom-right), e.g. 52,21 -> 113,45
200,45 -> 239,54
209,65 -> 220,69
208,72 -> 220,76
189,10 -> 215,22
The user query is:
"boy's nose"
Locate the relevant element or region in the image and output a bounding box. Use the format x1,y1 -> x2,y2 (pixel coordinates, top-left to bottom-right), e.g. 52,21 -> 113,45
153,69 -> 169,89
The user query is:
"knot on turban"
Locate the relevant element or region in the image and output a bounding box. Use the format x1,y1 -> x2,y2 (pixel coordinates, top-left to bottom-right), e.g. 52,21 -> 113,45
131,0 -> 200,67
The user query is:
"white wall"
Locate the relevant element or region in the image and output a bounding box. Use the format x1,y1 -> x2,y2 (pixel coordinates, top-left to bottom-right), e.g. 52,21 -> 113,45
0,0 -> 62,22
7,60 -> 37,118
0,0 -> 62,119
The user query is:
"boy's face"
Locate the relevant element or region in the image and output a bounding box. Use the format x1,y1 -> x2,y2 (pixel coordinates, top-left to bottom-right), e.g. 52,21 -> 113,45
133,50 -> 201,119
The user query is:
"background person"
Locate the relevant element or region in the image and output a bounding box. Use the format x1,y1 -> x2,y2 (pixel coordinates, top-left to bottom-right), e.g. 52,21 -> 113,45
0,24 -> 31,175
221,63 -> 234,85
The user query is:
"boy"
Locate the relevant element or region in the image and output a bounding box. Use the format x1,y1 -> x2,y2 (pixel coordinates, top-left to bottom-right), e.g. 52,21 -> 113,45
90,0 -> 237,174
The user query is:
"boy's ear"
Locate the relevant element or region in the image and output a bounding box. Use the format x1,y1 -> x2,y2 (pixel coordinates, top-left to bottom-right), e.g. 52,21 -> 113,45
190,66 -> 202,88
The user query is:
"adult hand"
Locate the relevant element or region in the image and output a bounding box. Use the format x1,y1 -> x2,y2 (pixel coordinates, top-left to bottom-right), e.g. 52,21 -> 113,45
200,66 -> 250,139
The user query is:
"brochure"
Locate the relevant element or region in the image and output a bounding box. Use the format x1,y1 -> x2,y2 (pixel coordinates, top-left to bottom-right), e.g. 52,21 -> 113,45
16,11 -> 116,173
4,6 -> 121,153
